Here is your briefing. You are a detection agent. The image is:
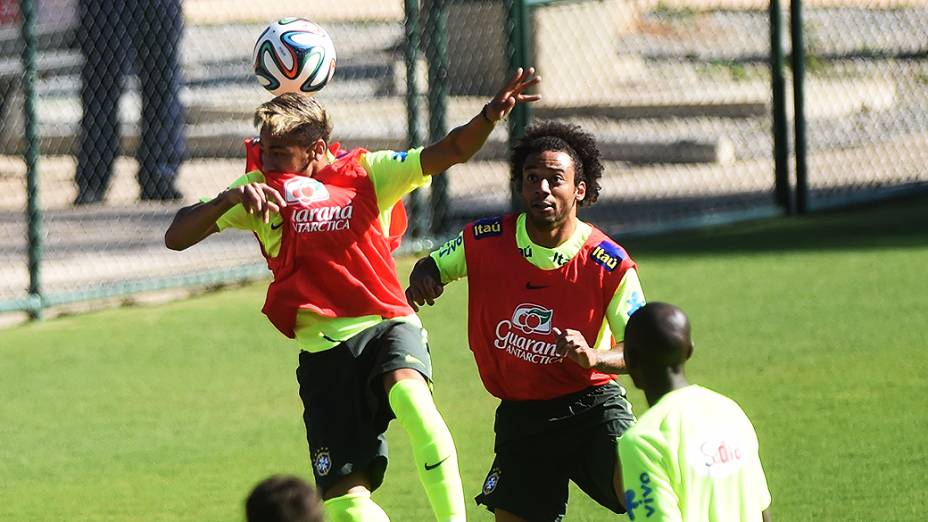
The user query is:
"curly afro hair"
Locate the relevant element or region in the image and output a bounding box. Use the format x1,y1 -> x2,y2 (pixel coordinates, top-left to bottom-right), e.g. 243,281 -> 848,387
510,121 -> 603,207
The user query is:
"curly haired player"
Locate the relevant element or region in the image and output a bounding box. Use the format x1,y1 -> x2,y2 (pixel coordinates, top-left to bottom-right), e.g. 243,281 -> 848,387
407,121 -> 646,521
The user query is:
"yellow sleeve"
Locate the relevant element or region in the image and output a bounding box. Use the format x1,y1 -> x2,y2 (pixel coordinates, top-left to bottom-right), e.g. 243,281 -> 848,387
748,422 -> 773,511
205,170 -> 282,257
592,268 -> 645,350
213,171 -> 266,232
607,268 -> 646,343
429,231 -> 467,284
361,148 -> 431,213
620,432 -> 684,522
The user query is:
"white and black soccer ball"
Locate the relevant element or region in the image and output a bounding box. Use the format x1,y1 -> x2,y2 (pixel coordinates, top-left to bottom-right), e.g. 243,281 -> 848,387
253,17 -> 336,96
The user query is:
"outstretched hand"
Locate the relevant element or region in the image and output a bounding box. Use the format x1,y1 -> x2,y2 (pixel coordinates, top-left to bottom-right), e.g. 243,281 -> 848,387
484,67 -> 542,122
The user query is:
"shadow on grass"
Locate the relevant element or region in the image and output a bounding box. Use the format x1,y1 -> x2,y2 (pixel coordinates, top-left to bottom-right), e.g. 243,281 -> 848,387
620,194 -> 928,257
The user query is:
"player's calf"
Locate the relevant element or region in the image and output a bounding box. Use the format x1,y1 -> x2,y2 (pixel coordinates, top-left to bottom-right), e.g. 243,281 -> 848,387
388,377 -> 466,522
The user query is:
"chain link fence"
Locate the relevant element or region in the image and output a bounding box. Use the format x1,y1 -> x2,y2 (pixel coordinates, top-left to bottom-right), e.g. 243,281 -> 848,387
445,0 -> 782,233
795,2 -> 928,209
1,0 -> 925,317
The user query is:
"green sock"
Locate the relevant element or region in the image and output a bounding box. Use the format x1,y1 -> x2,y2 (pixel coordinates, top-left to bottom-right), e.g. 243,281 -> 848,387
323,492 -> 390,522
388,379 -> 466,522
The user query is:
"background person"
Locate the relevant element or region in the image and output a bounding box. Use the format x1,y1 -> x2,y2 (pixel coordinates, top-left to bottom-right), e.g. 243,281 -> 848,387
246,475 -> 325,522
75,0 -> 185,204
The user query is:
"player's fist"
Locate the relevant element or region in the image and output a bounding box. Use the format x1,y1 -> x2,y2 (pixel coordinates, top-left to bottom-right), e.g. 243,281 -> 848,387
225,183 -> 286,224
406,256 -> 444,312
553,327 -> 597,369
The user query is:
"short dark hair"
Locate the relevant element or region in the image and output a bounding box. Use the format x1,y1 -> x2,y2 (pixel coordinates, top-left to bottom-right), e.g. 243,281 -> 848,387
245,475 -> 324,522
510,121 -> 604,206
625,302 -> 692,370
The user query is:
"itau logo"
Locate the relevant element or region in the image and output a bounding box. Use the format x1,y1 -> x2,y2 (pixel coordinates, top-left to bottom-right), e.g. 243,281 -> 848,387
283,177 -> 330,206
511,303 -> 553,335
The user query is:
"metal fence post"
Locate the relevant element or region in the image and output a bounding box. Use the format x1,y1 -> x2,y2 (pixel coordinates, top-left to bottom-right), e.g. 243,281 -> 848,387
769,0 -> 794,215
425,0 -> 449,235
21,0 -> 43,319
789,0 -> 809,214
405,0 -> 426,238
507,0 -> 532,212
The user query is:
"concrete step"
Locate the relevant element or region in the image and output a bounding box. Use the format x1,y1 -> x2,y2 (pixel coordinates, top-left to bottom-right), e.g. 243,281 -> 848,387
2,132 -> 925,213
0,123 -> 735,165
0,51 -> 898,167
181,75 -> 899,121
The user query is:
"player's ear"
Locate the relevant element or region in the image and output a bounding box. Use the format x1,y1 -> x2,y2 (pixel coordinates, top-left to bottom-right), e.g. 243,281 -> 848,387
575,180 -> 587,203
311,138 -> 327,160
685,342 -> 694,361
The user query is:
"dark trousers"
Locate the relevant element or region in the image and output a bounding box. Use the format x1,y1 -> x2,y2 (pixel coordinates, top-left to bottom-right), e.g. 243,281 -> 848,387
76,0 -> 186,198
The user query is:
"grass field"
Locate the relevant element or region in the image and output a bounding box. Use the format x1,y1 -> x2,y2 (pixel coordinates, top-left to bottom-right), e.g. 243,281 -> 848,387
2,197 -> 926,521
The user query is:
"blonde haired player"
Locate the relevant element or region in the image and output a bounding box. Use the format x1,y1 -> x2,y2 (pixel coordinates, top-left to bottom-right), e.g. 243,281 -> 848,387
165,69 -> 541,522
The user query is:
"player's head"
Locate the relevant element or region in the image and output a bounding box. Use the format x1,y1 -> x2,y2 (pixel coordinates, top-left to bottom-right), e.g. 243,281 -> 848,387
624,302 -> 694,391
254,93 -> 333,174
510,121 -> 604,228
245,474 -> 324,522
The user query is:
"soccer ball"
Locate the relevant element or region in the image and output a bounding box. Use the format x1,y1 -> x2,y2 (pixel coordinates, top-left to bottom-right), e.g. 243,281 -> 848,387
253,17 -> 337,96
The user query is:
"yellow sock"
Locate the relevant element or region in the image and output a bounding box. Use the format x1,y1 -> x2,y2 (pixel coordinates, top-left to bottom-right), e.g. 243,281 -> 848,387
389,379 -> 466,522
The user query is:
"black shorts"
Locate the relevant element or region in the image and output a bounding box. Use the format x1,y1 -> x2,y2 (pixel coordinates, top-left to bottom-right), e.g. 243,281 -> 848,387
475,382 -> 636,521
295,319 -> 433,494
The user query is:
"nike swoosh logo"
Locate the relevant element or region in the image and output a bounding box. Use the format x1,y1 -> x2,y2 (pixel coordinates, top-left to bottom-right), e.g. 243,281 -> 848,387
424,456 -> 449,471
270,221 -> 283,230
525,282 -> 549,290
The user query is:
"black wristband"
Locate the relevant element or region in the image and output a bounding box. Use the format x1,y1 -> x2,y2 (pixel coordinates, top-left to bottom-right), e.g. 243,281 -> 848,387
481,103 -> 495,124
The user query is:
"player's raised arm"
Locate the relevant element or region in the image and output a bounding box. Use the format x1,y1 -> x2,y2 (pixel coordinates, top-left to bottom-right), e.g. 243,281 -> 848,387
405,256 -> 445,312
419,67 -> 541,176
164,183 -> 286,251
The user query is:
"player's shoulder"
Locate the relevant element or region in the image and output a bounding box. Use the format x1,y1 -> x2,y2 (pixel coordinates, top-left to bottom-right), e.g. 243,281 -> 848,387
227,170 -> 266,189
361,148 -> 420,169
587,230 -> 633,273
619,418 -> 665,455
698,386 -> 756,426
691,385 -> 742,410
467,215 -> 508,240
634,389 -> 697,435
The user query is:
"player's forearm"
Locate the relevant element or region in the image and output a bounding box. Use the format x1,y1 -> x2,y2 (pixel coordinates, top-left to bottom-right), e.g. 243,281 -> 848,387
444,106 -> 497,163
164,191 -> 236,250
420,107 -> 496,175
593,348 -> 627,374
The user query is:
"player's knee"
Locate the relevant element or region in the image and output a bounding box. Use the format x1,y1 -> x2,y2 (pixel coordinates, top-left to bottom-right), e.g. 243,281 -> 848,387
382,368 -> 427,394
494,508 -> 530,522
323,490 -> 390,522
321,472 -> 372,501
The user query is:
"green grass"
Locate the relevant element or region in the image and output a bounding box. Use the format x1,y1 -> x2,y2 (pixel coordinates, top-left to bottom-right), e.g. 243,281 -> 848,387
2,196 -> 927,521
